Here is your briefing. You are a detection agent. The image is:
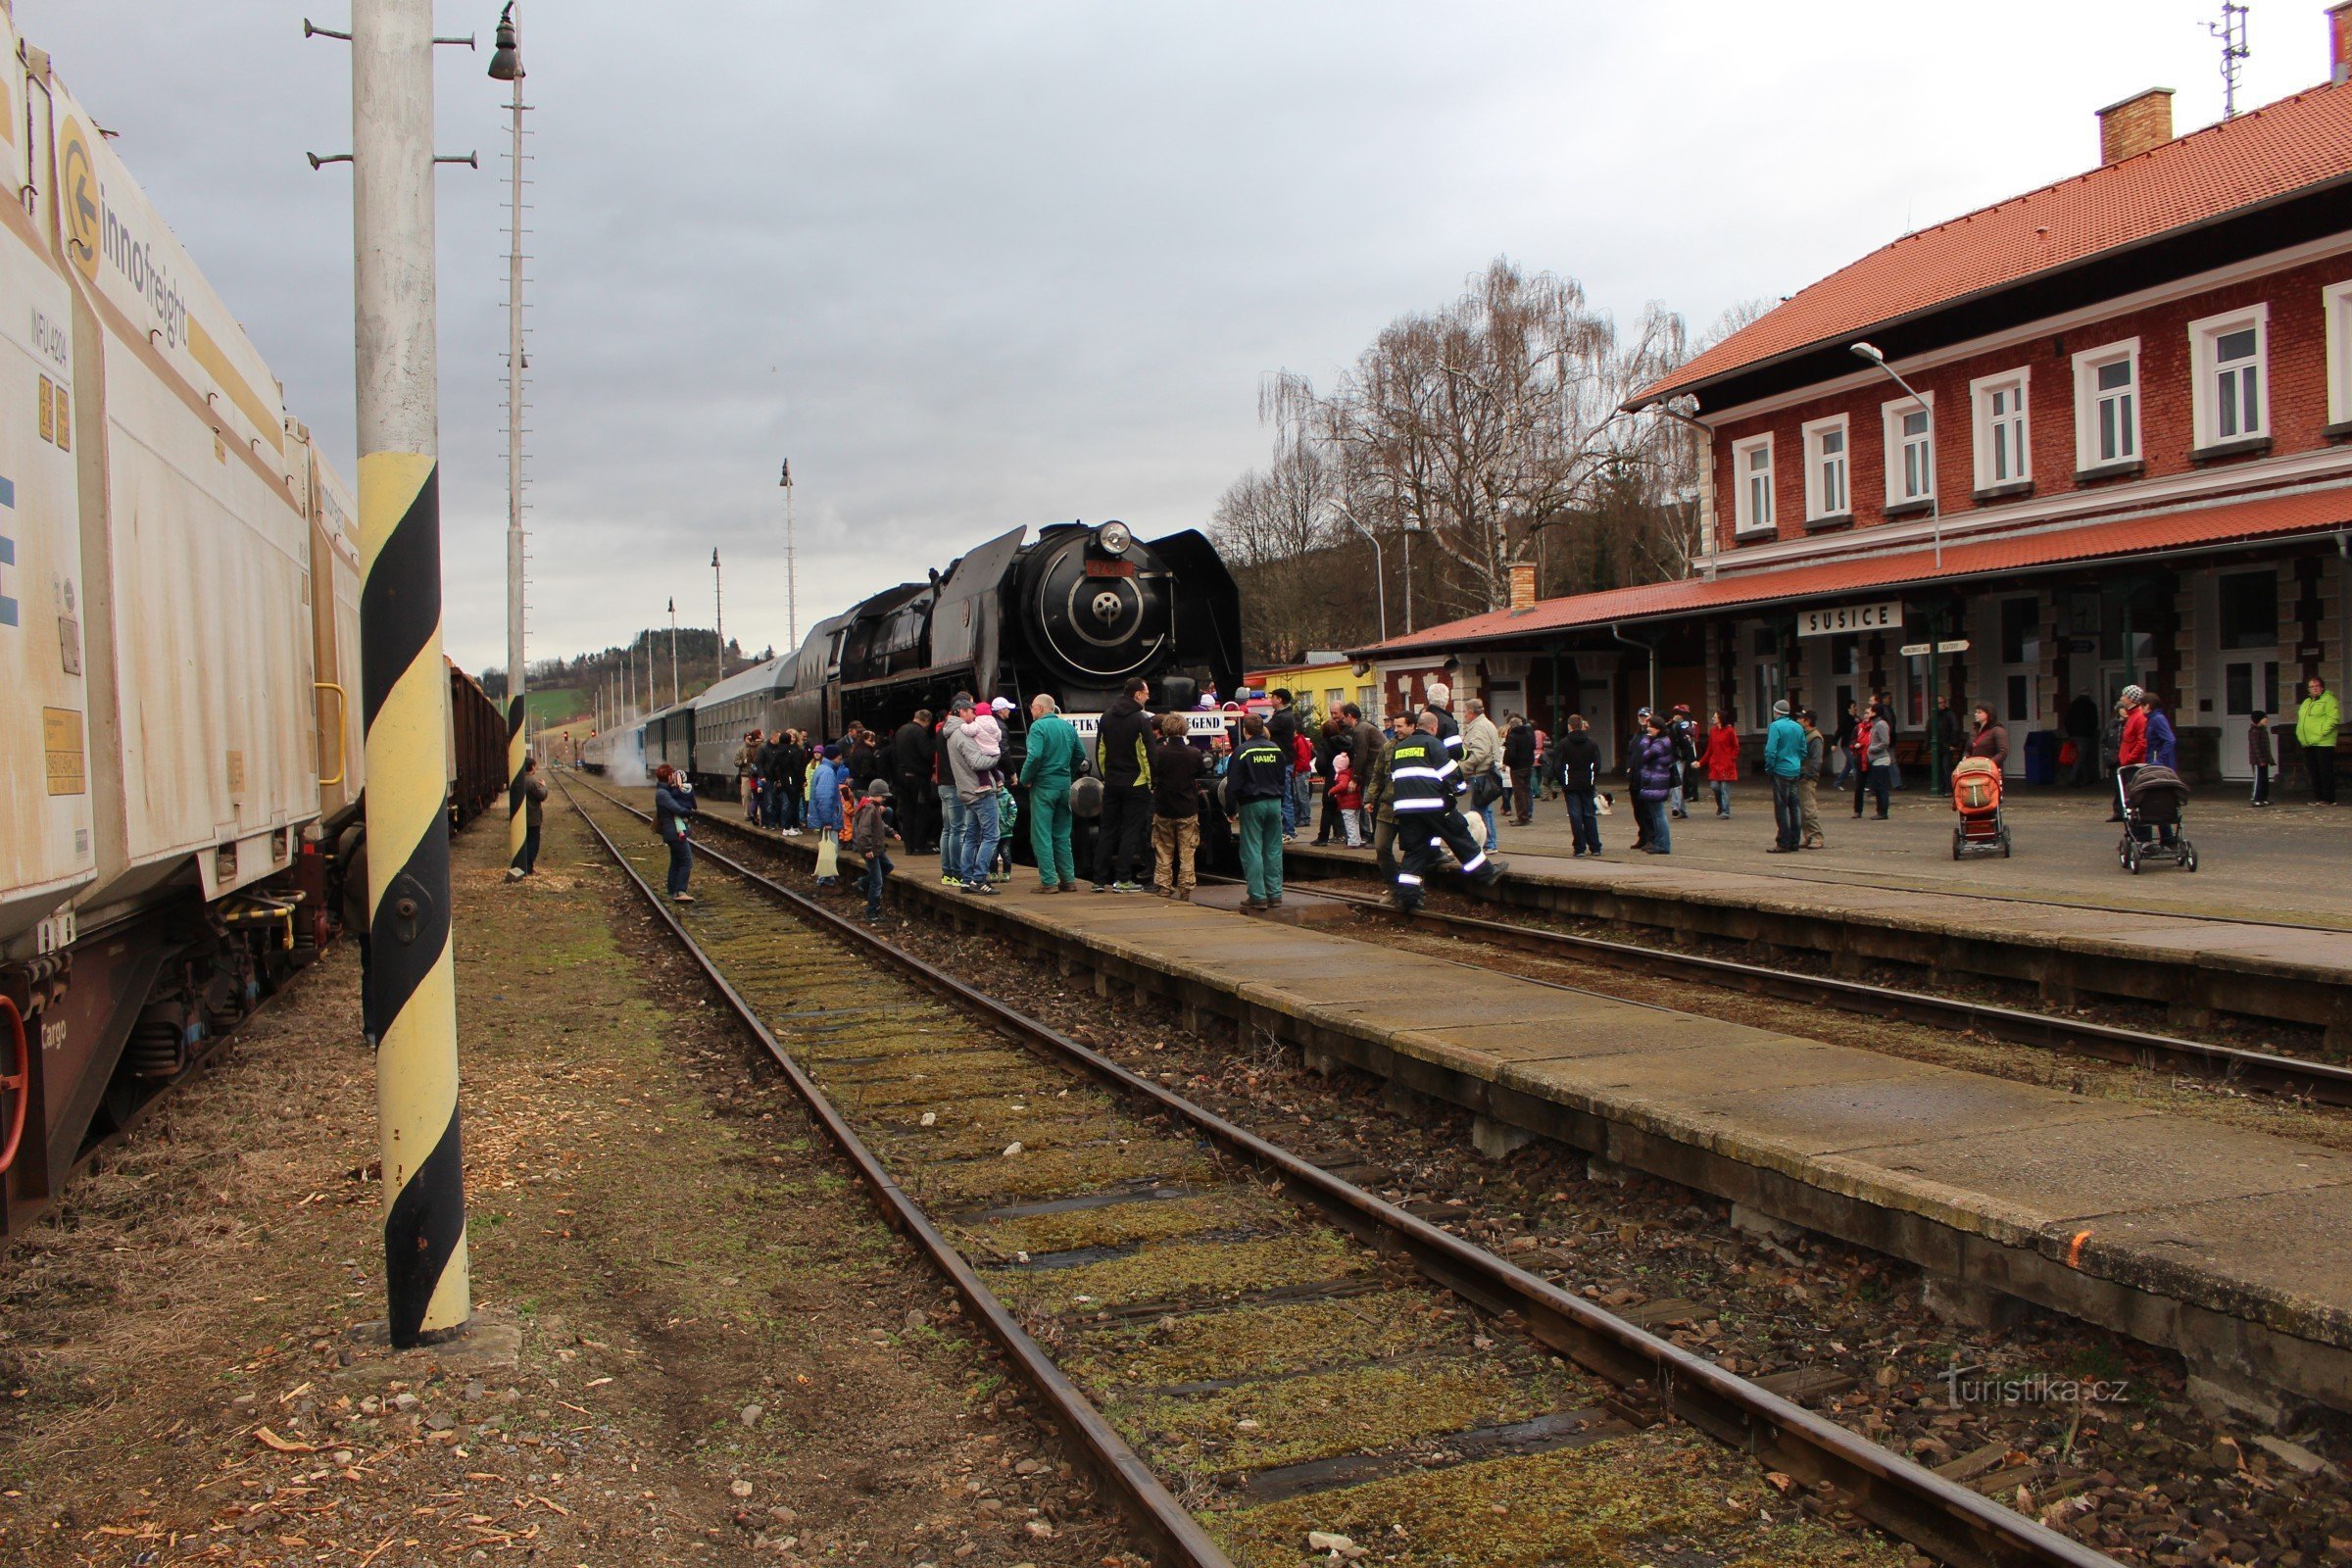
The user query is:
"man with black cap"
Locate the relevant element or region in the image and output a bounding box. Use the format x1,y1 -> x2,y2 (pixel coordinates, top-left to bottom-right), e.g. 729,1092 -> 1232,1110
1267,688 -> 1301,837
891,710 -> 937,855
1092,675 -> 1153,893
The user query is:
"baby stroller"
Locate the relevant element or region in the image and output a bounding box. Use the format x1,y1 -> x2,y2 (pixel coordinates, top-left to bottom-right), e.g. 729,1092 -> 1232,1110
2118,765 -> 2196,874
1949,757 -> 2010,858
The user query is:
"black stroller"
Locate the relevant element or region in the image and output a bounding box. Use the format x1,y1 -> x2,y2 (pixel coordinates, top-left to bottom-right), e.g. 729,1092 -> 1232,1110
2118,765 -> 2196,874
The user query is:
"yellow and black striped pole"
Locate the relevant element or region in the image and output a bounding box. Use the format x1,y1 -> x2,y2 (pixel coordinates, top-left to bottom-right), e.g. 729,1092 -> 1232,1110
500,5 -> 529,876
506,694 -> 527,871
354,0 -> 467,1347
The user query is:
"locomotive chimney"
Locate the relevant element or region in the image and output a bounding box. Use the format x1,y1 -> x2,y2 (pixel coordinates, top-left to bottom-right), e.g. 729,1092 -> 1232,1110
1508,562 -> 1538,612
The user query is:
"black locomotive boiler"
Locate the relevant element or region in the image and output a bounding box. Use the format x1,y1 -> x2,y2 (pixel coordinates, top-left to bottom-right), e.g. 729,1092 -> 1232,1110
768,519 -> 1244,754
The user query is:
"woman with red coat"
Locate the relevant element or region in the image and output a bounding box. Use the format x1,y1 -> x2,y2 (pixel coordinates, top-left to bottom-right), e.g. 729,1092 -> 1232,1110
1701,711 -> 1741,817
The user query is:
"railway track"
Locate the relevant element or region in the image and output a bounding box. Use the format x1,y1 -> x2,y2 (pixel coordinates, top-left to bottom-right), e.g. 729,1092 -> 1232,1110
563,775 -> 2114,1568
1253,868 -> 2352,1107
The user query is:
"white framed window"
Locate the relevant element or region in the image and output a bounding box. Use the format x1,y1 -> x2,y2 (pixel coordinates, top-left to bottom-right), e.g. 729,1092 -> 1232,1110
1970,368 -> 2033,491
2325,280 -> 2352,427
1801,415 -> 1849,520
2188,303 -> 2269,448
1880,393 -> 1934,507
1731,434 -> 1775,534
2071,338 -> 2140,471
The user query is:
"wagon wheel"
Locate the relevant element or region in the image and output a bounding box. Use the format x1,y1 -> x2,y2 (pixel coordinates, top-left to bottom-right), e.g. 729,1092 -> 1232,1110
0,996 -> 28,1176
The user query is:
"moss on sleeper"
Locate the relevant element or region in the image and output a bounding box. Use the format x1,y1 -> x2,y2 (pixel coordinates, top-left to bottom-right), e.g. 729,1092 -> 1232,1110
1059,1289 -> 1461,1389
911,1139 -> 1219,1206
867,1102 -> 1130,1162
811,1054 -> 1041,1102
1120,1358 -> 1575,1478
1207,1429 -> 1910,1566
987,1232 -> 1366,1316
955,1188 -> 1278,1261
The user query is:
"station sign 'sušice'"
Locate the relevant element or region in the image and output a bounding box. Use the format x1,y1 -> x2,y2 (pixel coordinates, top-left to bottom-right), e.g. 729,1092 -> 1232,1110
1797,600 -> 1903,638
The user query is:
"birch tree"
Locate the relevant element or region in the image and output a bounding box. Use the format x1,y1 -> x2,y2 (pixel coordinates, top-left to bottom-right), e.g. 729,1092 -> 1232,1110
1266,258 -> 1688,618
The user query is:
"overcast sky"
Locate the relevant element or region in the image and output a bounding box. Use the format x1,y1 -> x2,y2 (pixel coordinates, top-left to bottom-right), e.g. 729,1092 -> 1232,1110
14,1 -> 2330,676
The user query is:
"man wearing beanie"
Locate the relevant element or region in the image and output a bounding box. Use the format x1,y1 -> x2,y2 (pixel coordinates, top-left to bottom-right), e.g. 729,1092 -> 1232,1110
1763,698 -> 1806,854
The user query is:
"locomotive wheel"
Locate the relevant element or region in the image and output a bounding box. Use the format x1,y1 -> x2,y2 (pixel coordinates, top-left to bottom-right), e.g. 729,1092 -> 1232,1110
0,996 -> 27,1175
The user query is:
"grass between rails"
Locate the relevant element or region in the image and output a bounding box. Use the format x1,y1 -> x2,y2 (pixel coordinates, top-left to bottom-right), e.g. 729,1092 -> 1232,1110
578,783 -> 1919,1568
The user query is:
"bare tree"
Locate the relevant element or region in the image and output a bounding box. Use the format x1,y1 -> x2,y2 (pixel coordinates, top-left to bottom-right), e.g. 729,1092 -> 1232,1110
1265,259 -> 1688,618
1211,446 -> 1367,662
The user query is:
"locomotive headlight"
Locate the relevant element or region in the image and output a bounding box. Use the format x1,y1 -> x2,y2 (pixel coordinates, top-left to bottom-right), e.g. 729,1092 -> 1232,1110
1097,521 -> 1132,556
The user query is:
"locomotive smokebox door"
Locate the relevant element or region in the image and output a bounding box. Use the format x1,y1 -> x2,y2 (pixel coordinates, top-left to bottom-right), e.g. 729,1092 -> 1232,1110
1028,525 -> 1170,687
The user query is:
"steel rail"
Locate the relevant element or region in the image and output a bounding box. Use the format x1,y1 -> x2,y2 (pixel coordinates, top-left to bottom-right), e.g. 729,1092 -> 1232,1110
558,779 -> 1233,1568
567,777 -> 2117,1568
1252,872 -> 2352,1106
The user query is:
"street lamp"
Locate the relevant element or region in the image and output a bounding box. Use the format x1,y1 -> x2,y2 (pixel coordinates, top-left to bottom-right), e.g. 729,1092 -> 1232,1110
1853,341 -> 1947,790
490,0 -> 528,880
1338,511 -> 1387,645
487,2 -> 521,79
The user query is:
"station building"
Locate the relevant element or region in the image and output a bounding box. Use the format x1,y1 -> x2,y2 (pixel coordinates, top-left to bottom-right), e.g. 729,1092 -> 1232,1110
1355,8 -> 2352,783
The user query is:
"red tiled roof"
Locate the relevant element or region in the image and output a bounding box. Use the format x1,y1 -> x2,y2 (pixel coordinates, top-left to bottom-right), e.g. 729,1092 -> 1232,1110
1634,81 -> 2352,407
1355,487 -> 2352,657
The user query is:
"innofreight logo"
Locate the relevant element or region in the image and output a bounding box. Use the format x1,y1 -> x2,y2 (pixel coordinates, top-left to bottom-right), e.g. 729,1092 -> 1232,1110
59,116 -> 96,281
59,116 -> 187,351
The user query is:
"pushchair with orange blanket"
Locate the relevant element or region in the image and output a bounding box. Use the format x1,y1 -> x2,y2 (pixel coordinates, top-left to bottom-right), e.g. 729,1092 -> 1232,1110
1949,757 -> 2011,858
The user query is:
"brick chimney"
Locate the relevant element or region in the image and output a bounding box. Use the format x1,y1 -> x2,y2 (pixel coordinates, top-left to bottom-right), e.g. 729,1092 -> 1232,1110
2097,87 -> 2175,165
2331,2 -> 2352,83
1508,562 -> 1538,612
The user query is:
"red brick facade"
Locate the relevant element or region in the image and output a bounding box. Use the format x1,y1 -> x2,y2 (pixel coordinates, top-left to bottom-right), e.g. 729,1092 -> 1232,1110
1708,251 -> 2352,555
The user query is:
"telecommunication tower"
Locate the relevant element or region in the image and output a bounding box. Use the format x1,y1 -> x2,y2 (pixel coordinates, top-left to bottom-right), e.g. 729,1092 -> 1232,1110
2210,2 -> 2250,118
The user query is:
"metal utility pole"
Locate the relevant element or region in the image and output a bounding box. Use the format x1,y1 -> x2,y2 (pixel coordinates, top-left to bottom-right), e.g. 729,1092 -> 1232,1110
1852,340 -> 1948,790
668,597 -> 681,706
491,3 -> 529,878
350,0 -> 468,1348
780,460 -> 798,651
711,549 -> 725,686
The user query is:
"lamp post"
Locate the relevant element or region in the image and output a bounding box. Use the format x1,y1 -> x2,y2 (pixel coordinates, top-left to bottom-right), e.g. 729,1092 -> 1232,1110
1852,341 -> 1946,792
780,460 -> 798,652
668,597 -> 680,707
711,549 -> 725,687
1338,510 -> 1387,645
489,2 -> 528,878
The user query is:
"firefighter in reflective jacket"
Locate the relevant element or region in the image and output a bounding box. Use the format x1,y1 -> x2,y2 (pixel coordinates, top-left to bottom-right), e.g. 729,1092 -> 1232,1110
1390,710 -> 1504,912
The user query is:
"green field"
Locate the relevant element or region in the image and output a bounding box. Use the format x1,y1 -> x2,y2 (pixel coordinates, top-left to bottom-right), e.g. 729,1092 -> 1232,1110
526,687 -> 589,726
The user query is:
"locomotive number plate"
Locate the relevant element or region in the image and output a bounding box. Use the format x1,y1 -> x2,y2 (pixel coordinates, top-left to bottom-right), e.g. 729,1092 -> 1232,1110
1083,560 -> 1136,577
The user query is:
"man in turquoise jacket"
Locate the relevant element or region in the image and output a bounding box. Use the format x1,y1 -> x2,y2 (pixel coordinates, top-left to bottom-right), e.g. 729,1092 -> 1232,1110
1019,693 -> 1085,891
1763,700 -> 1807,854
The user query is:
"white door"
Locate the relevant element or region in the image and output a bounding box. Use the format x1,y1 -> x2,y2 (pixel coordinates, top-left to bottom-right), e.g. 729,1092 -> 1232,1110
1580,676 -> 1616,770
2219,658 -> 2278,781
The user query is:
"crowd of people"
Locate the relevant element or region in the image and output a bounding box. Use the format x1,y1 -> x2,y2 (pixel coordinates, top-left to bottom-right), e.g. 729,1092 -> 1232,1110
641,670 -> 2347,911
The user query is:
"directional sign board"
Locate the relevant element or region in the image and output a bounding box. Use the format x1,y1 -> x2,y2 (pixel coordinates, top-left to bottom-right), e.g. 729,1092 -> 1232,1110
1897,640 -> 1972,657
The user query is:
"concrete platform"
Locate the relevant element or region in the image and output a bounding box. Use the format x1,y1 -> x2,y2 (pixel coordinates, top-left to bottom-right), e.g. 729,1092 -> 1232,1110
718,810 -> 2352,1417
1282,787 -> 2352,1046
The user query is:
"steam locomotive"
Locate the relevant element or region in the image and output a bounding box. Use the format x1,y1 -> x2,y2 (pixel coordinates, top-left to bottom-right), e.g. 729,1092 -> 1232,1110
608,519 -> 1244,788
